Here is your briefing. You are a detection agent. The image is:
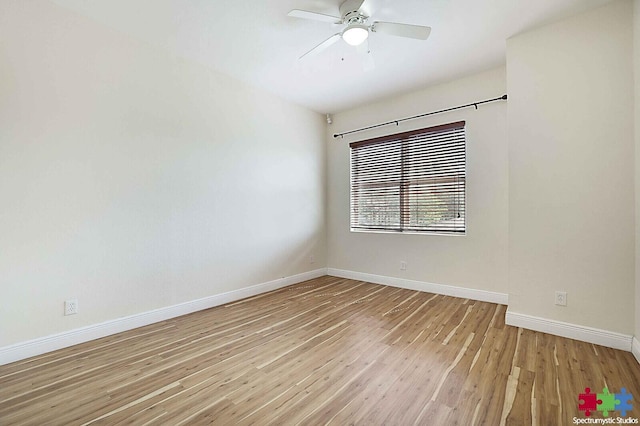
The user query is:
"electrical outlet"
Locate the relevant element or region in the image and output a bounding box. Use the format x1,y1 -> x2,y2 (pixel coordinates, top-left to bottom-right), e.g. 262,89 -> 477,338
554,291 -> 567,307
65,299 -> 78,315
309,255 -> 315,264
400,261 -> 407,271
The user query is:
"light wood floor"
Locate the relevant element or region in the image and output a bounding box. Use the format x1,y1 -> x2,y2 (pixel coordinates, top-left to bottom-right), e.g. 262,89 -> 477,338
1,276 -> 639,425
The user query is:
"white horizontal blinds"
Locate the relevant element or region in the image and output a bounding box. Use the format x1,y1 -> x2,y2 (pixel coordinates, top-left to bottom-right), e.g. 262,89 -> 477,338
350,121 -> 466,234
351,140 -> 402,230
403,123 -> 466,233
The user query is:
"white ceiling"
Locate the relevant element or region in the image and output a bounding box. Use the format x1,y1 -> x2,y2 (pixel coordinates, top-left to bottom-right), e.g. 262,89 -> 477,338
52,0 -> 613,114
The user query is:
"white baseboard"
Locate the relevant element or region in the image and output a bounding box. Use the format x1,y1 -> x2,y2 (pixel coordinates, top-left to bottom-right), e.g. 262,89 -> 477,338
633,337 -> 640,364
505,310 -> 633,352
0,268 -> 327,366
327,268 -> 508,305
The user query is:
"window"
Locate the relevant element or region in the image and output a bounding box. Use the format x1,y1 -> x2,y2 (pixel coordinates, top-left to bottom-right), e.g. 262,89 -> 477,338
350,121 -> 466,234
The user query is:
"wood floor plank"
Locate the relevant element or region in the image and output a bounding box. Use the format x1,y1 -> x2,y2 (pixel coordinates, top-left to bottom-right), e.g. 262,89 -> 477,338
1,276 -> 639,425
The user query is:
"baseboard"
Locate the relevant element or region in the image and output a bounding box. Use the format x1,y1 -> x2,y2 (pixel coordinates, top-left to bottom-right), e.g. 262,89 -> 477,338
0,268 -> 327,366
633,337 -> 640,364
327,268 -> 508,305
505,310 -> 633,352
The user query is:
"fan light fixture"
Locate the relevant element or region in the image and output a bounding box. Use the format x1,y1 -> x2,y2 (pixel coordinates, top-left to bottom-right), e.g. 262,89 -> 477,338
342,24 -> 368,46
288,0 -> 432,61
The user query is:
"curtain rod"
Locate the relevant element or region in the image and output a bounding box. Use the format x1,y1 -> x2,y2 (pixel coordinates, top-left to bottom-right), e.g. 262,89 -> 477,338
333,94 -> 507,139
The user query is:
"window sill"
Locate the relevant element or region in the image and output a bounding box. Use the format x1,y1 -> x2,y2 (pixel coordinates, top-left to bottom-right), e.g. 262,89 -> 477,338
349,228 -> 466,237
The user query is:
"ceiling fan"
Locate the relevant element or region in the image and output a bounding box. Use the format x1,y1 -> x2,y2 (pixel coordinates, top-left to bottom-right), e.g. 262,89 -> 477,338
288,0 -> 431,60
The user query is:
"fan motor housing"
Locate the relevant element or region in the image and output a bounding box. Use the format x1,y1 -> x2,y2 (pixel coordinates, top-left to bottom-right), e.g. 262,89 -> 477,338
340,0 -> 367,22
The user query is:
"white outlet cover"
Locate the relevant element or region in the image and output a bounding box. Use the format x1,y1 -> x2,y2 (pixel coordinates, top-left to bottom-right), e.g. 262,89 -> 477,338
554,291 -> 567,307
65,299 -> 78,315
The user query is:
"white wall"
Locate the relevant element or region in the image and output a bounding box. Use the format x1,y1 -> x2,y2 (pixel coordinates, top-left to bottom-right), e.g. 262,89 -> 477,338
0,1 -> 326,347
507,0 -> 634,334
327,67 -> 508,296
635,0 -> 640,350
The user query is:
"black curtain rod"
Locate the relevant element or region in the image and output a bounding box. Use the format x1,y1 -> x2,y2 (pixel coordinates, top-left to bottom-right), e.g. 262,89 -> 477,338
333,94 -> 508,139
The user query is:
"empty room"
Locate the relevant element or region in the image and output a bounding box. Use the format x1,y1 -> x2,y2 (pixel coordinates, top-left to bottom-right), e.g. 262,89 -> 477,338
2,0 -> 640,424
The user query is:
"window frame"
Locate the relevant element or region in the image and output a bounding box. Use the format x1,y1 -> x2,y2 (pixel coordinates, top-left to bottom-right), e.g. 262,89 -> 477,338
349,121 -> 466,236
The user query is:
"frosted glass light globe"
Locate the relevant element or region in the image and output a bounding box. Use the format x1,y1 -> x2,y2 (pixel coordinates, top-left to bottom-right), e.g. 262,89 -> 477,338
342,25 -> 369,46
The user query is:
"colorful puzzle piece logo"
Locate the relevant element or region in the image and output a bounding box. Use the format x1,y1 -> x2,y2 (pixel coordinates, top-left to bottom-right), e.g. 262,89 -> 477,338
615,388 -> 633,417
579,388 -> 601,416
578,387 -> 633,417
597,388 -> 617,417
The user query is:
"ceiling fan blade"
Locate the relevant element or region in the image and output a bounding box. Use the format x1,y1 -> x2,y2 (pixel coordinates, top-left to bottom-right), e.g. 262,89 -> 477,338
351,0 -> 366,12
299,33 -> 341,60
371,21 -> 431,40
287,9 -> 341,24
339,0 -> 366,18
